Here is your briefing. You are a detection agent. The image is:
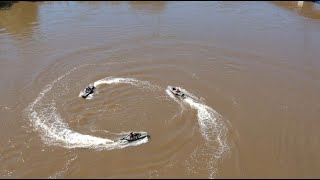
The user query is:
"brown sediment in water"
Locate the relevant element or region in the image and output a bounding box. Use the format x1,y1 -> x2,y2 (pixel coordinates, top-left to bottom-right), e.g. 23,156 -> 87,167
0,1 -> 320,178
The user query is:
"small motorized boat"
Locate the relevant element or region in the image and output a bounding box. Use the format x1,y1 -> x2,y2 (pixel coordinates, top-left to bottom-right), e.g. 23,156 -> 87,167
81,84 -> 95,99
119,132 -> 150,142
168,86 -> 185,98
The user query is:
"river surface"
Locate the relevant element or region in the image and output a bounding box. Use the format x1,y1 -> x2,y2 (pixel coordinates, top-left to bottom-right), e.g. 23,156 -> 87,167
1,1 -> 320,178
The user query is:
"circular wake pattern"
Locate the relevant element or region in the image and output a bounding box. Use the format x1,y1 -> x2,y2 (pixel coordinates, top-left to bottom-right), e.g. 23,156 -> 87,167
166,86 -> 229,178
26,67 -> 157,150
26,65 -> 230,178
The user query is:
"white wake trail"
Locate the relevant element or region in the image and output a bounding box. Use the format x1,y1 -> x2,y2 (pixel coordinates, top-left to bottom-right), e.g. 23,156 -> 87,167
166,86 -> 229,178
26,69 -> 151,150
94,77 -> 161,90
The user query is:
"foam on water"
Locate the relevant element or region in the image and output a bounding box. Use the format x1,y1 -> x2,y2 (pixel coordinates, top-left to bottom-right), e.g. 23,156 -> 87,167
0,105 -> 11,111
26,67 -> 150,150
49,155 -> 78,179
166,86 -> 229,178
79,77 -> 161,99
78,91 -> 94,99
93,77 -> 161,91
